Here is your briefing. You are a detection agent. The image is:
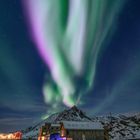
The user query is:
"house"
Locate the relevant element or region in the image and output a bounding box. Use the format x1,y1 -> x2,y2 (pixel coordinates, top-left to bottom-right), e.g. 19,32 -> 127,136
60,121 -> 108,140
38,121 -> 109,140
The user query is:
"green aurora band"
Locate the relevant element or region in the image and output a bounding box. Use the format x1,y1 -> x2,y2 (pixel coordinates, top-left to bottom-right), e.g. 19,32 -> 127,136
23,0 -> 125,109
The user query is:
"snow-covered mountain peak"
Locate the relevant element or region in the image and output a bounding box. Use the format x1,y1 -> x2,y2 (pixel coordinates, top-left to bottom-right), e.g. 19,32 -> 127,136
50,106 -> 92,122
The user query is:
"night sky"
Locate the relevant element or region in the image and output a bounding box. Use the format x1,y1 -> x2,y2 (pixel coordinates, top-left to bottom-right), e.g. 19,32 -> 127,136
0,0 -> 140,132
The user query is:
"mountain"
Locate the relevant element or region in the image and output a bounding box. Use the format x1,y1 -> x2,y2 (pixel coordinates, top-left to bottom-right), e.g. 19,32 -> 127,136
22,106 -> 92,139
22,106 -> 140,140
51,105 -> 92,122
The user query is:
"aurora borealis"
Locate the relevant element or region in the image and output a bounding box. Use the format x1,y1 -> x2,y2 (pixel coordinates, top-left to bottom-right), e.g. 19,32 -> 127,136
0,0 -> 140,132
23,0 -> 125,108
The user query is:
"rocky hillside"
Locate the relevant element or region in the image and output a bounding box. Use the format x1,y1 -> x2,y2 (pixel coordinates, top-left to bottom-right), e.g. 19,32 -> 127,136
92,113 -> 140,140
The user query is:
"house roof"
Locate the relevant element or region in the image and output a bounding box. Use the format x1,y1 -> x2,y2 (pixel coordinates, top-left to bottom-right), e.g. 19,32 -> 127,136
51,124 -> 60,127
61,121 -> 103,130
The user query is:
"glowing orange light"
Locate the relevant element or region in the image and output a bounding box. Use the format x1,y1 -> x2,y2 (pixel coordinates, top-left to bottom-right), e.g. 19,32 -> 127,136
0,132 -> 22,140
38,136 -> 47,140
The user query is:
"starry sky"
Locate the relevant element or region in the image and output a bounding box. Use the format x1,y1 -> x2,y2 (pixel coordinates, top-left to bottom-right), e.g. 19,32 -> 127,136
0,0 -> 140,133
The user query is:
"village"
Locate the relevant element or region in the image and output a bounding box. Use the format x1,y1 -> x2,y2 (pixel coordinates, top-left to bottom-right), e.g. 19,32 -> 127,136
0,106 -> 140,140
0,121 -> 109,140
0,106 -> 109,140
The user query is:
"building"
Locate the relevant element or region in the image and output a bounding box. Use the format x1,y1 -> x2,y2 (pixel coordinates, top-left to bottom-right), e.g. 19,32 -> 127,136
60,121 -> 108,140
38,121 -> 109,140
38,123 -> 63,140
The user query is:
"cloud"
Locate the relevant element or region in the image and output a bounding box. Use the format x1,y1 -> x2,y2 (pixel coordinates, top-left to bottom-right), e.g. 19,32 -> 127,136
0,117 -> 33,132
0,117 -> 33,125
